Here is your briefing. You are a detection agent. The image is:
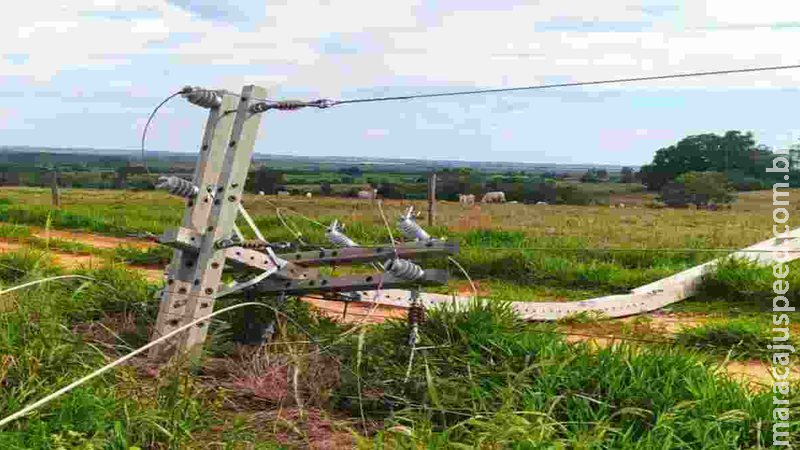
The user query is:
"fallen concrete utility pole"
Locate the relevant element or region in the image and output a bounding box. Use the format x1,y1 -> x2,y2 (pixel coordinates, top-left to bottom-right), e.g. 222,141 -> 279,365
330,228 -> 800,321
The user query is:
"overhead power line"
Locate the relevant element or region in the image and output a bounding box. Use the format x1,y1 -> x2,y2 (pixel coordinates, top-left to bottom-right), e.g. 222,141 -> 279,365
331,63 -> 800,106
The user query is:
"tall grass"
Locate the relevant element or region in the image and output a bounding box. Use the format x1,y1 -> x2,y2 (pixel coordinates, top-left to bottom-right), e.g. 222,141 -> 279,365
337,301 -> 798,448
0,250 -> 796,447
0,254 -> 222,448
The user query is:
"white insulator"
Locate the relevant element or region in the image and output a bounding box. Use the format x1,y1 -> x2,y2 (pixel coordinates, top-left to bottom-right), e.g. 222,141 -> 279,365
156,176 -> 199,199
326,220 -> 357,247
183,87 -> 222,108
385,258 -> 425,281
398,207 -> 430,241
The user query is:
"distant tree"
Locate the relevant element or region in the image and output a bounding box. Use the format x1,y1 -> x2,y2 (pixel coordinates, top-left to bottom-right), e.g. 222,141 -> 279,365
658,171 -> 735,207
249,168 -> 285,194
580,168 -> 609,183
377,182 -> 400,199
524,181 -> 557,203
437,169 -> 481,200
620,167 -> 636,183
320,182 -> 333,196
338,166 -> 362,177
640,131 -> 775,190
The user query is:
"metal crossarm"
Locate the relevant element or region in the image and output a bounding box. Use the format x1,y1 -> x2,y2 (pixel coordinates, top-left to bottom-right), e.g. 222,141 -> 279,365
255,269 -> 449,295
274,241 -> 457,266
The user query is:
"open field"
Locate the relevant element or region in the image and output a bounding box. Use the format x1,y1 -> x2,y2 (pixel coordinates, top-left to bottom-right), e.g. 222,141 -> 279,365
0,187 -> 797,448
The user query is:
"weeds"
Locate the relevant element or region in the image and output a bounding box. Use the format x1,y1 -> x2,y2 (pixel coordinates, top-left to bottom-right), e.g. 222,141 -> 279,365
331,300 -> 798,448
675,319 -> 780,361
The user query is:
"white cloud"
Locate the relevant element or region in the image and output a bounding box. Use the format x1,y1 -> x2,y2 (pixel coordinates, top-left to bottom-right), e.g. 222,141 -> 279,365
3,0 -> 800,92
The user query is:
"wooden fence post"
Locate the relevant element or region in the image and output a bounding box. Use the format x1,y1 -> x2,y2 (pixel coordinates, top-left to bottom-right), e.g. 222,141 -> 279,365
50,169 -> 61,208
427,172 -> 436,227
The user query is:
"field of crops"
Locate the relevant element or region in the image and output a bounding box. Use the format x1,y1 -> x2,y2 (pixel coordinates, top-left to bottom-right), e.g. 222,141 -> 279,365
0,187 -> 797,448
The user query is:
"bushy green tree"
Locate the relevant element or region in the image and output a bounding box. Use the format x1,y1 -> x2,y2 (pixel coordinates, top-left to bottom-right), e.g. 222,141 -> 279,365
580,168 -> 608,183
658,171 -> 735,207
640,131 -> 776,190
619,166 -> 637,183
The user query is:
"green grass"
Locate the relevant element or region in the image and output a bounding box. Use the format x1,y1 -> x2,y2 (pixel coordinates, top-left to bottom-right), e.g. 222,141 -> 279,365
0,254 -> 218,448
337,300 -> 799,448
675,318 -> 780,361
0,248 -> 796,447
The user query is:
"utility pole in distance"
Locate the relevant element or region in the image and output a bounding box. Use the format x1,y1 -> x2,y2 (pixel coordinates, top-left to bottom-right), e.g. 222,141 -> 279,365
50,168 -> 61,208
427,172 -> 437,227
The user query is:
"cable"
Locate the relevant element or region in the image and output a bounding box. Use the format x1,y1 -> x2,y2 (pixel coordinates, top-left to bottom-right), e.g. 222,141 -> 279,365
0,301 -> 271,428
140,88 -> 192,174
0,275 -> 96,296
376,200 -> 399,259
334,64 -> 800,105
263,198 -> 327,229
447,256 -> 478,298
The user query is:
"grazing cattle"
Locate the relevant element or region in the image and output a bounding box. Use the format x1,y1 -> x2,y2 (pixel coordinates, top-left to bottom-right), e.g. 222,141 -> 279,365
357,189 -> 377,200
257,191 -> 265,195
277,190 -> 290,196
459,194 -> 475,206
535,201 -> 548,205
305,192 -> 312,198
481,191 -> 506,203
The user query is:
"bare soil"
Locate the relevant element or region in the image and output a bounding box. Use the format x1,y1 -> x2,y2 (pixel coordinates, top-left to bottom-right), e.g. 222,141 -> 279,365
34,228 -> 157,249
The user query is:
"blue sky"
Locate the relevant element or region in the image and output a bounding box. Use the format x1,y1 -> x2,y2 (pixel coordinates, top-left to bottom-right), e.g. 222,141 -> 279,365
2,0 -> 800,165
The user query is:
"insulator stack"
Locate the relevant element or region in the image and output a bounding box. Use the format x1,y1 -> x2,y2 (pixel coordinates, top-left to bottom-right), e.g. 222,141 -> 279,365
156,176 -> 199,199
398,207 -> 430,241
182,87 -> 222,108
407,302 -> 426,326
241,239 -> 269,250
385,258 -> 425,281
326,220 -> 358,247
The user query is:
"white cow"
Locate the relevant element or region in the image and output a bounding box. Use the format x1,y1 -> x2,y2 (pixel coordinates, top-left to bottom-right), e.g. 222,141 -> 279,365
277,190 -> 290,196
459,194 -> 475,206
481,191 -> 506,203
305,192 -> 312,198
357,189 -> 377,200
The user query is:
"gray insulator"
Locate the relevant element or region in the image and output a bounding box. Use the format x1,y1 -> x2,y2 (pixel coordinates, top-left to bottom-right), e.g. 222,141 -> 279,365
156,176 -> 199,199
326,220 -> 357,247
183,87 -> 222,108
398,214 -> 430,241
385,258 -> 425,281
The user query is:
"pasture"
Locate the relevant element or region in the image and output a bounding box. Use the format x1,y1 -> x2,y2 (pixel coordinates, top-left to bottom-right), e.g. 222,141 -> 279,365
0,186 -> 796,448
